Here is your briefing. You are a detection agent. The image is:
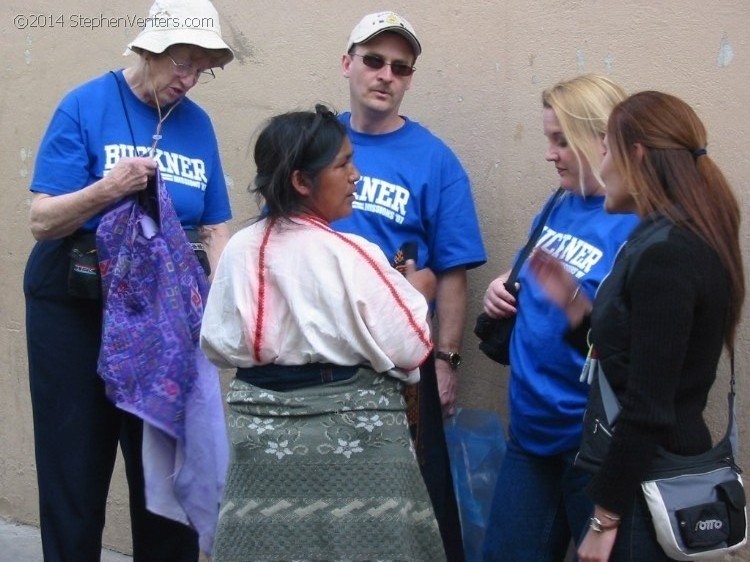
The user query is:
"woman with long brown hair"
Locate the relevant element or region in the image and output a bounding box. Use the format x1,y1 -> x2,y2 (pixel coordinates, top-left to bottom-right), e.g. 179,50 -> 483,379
530,90 -> 745,560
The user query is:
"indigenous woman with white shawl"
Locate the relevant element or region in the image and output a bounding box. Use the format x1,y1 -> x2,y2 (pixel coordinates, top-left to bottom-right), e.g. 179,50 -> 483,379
200,105 -> 446,561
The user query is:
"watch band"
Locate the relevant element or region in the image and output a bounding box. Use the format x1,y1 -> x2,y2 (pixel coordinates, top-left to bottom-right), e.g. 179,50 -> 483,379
435,351 -> 462,369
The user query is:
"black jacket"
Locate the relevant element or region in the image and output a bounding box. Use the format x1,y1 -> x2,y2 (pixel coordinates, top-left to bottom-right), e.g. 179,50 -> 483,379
587,214 -> 729,513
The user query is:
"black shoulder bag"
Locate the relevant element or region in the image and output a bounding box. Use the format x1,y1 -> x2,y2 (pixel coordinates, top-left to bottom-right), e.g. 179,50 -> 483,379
577,351 -> 746,559
474,187 -> 564,364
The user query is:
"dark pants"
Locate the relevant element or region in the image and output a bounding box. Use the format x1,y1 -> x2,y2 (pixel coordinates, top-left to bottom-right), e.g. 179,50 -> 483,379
409,355 -> 465,561
24,238 -> 198,562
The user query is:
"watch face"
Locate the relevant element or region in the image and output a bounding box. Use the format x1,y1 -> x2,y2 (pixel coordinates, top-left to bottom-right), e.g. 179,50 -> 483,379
450,353 -> 463,368
438,351 -> 462,368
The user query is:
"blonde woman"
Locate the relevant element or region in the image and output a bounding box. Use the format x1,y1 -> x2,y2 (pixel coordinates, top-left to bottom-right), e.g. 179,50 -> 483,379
482,74 -> 639,560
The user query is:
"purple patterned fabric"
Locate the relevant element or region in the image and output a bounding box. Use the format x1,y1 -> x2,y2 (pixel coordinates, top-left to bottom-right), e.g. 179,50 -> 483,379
96,171 -> 209,439
141,349 -> 229,554
96,171 -> 227,553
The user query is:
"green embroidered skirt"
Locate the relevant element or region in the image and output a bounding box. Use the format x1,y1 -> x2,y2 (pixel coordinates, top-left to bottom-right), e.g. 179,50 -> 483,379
213,369 -> 446,562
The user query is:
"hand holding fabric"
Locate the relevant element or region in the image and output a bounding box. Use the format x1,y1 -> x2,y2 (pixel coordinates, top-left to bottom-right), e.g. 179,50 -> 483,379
106,156 -> 158,199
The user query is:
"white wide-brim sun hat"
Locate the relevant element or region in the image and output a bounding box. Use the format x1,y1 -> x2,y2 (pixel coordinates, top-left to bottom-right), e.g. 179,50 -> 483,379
125,0 -> 234,67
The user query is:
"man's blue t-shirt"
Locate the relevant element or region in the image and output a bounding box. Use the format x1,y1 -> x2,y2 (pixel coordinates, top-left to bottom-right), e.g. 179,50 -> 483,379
31,70 -> 231,231
333,113 -> 486,273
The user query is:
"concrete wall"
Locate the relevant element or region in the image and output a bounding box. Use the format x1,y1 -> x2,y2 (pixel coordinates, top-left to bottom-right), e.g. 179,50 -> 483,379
1,0 -> 748,556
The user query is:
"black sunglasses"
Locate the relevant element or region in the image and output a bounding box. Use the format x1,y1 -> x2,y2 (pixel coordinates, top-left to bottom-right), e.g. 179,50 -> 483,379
351,53 -> 415,77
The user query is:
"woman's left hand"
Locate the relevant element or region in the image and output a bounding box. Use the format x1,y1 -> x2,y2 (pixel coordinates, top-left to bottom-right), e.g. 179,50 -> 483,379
577,527 -> 617,562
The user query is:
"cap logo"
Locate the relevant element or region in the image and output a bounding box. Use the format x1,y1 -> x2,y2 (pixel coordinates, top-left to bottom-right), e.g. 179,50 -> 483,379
346,11 -> 421,57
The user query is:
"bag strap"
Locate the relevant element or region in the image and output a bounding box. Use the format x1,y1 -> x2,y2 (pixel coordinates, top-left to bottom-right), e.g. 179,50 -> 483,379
597,366 -> 621,427
110,70 -> 139,149
507,187 -> 565,286
598,350 -> 737,446
728,350 -> 739,457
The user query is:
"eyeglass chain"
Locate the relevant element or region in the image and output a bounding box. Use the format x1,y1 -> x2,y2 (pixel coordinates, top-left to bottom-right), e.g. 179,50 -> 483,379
110,70 -> 181,157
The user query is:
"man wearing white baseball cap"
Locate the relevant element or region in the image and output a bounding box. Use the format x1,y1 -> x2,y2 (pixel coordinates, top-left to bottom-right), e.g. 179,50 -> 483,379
25,0 -> 233,560
334,10 -> 487,561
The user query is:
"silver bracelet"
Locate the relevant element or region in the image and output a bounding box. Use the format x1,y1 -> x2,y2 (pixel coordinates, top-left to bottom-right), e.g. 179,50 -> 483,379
568,285 -> 581,305
589,516 -> 619,533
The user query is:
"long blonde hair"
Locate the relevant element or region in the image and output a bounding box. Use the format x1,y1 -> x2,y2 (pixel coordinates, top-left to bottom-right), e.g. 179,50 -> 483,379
607,91 -> 745,347
542,74 -> 627,194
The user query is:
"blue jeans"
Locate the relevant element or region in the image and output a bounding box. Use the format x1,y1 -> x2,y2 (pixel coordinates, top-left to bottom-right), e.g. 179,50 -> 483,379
483,437 -> 593,561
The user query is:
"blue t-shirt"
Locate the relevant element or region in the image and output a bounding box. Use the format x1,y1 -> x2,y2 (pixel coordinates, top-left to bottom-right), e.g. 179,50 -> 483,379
509,191 -> 639,456
333,113 -> 486,273
31,70 -> 232,231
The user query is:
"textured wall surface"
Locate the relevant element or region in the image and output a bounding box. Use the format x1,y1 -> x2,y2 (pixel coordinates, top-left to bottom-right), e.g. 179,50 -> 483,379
1,0 -> 748,557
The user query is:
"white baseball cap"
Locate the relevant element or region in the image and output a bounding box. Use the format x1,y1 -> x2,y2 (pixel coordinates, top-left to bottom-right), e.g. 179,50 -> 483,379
125,0 -> 234,67
347,11 -> 421,57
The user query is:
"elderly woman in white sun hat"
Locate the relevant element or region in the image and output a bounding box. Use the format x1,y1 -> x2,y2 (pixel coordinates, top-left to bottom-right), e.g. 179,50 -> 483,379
23,0 -> 233,560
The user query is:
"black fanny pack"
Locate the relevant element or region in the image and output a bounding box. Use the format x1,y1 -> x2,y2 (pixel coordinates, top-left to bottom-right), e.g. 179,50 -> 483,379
67,233 -> 102,300
67,230 -> 210,300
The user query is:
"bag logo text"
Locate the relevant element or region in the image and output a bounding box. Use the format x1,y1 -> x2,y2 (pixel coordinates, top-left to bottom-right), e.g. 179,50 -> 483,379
695,519 -> 723,531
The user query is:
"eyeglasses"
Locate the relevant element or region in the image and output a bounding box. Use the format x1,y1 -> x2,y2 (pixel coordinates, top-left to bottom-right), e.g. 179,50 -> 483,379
167,54 -> 216,84
351,53 -> 415,77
